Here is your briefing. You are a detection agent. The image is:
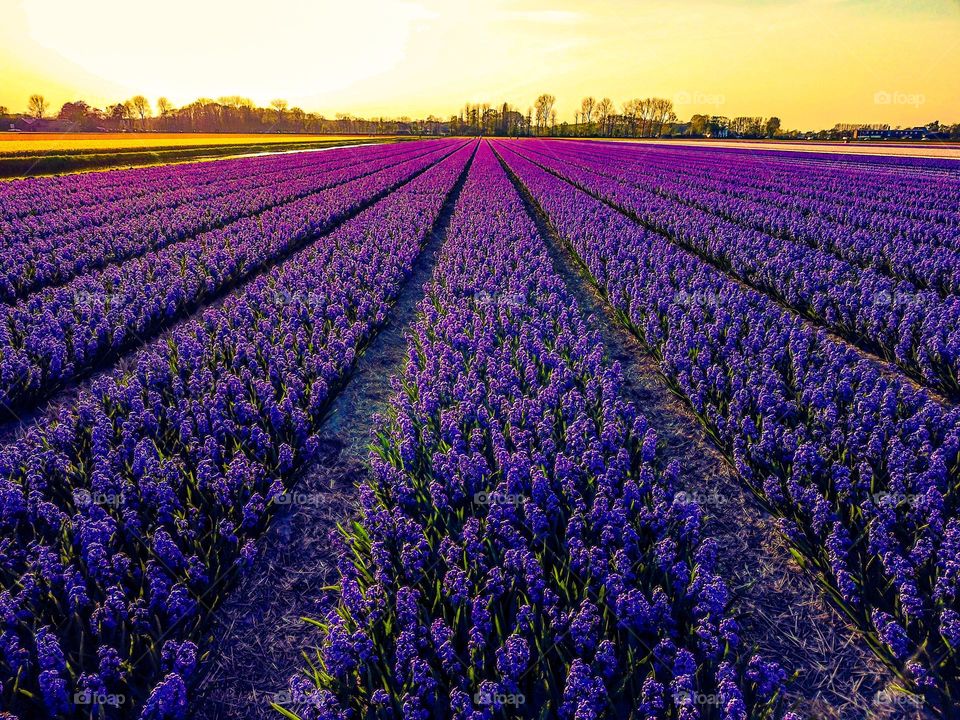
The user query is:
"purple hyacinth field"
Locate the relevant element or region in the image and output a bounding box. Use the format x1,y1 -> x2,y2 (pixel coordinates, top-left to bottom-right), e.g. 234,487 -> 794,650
1,137 -> 958,720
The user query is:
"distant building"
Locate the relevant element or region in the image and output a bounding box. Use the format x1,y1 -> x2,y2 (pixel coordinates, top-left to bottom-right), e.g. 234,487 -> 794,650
853,126 -> 933,140
707,116 -> 730,138
9,117 -> 80,132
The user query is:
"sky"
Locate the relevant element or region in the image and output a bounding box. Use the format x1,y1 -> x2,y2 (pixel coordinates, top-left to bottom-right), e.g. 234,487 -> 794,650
1,0 -> 958,129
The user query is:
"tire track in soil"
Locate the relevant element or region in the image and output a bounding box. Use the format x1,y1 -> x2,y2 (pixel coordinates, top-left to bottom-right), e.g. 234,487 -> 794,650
493,144 -> 930,720
189,145 -> 477,720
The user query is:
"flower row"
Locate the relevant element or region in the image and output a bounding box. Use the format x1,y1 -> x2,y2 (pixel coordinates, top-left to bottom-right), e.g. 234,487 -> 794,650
0,141 -> 475,719
0,142 -> 462,418
511,141 -> 959,397
548,141 -> 960,290
567,141 -> 960,249
0,141 -> 390,246
495,140 -> 960,712
0,142 -> 441,303
287,141 -> 794,720
0,142 -> 387,223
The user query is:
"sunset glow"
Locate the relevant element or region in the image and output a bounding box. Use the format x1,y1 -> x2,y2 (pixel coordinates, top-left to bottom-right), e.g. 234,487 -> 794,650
2,0 -> 958,128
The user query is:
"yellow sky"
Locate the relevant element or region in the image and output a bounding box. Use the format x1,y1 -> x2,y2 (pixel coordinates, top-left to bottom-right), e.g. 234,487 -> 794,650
1,0 -> 958,129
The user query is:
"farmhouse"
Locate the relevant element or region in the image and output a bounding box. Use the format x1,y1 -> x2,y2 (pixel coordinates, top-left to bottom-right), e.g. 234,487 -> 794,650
8,117 -> 80,132
853,126 -> 934,140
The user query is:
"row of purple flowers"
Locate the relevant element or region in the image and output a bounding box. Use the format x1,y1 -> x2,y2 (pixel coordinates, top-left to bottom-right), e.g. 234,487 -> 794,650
495,140 -> 960,713
572,141 -> 960,252
0,142 -> 440,303
0,144 -> 383,242
0,141 -> 475,718
0,141 -> 461,419
512,141 -> 959,398
287,141 -> 796,720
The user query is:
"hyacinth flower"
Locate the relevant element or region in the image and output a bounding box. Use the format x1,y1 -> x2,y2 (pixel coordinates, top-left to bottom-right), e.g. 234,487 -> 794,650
530,136 -> 960,291
631,140 -> 960,254
0,140 -> 410,243
567,138 -> 960,221
0,141 -> 444,303
533,138 -> 960,355
529,139 -> 960,258
0,142 -> 475,719
600,146 -> 960,292
287,142 -> 797,720
0,142 -> 350,222
509,141 -> 960,399
494,139 -> 960,712
0,141 -> 461,419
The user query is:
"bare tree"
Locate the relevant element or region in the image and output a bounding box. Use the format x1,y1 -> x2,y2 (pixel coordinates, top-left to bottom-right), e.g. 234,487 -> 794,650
289,106 -> 306,132
27,94 -> 47,119
534,93 -> 556,136
481,102 -> 492,134
580,96 -> 595,134
218,96 -> 251,109
108,102 -> 131,130
129,95 -> 151,130
270,99 -> 288,130
648,98 -> 675,137
156,97 -> 174,116
622,99 -> 640,136
639,98 -> 653,137
597,97 -> 613,137
689,114 -> 710,137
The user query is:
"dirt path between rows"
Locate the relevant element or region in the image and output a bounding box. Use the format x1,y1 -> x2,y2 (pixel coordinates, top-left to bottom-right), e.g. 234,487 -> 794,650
495,146 -> 927,720
188,151 -> 474,720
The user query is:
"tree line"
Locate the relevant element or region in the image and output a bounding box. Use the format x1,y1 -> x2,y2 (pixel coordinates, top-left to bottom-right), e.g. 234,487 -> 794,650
450,95 -> 781,139
4,93 -> 959,140
0,93 -> 787,139
5,95 -> 449,135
